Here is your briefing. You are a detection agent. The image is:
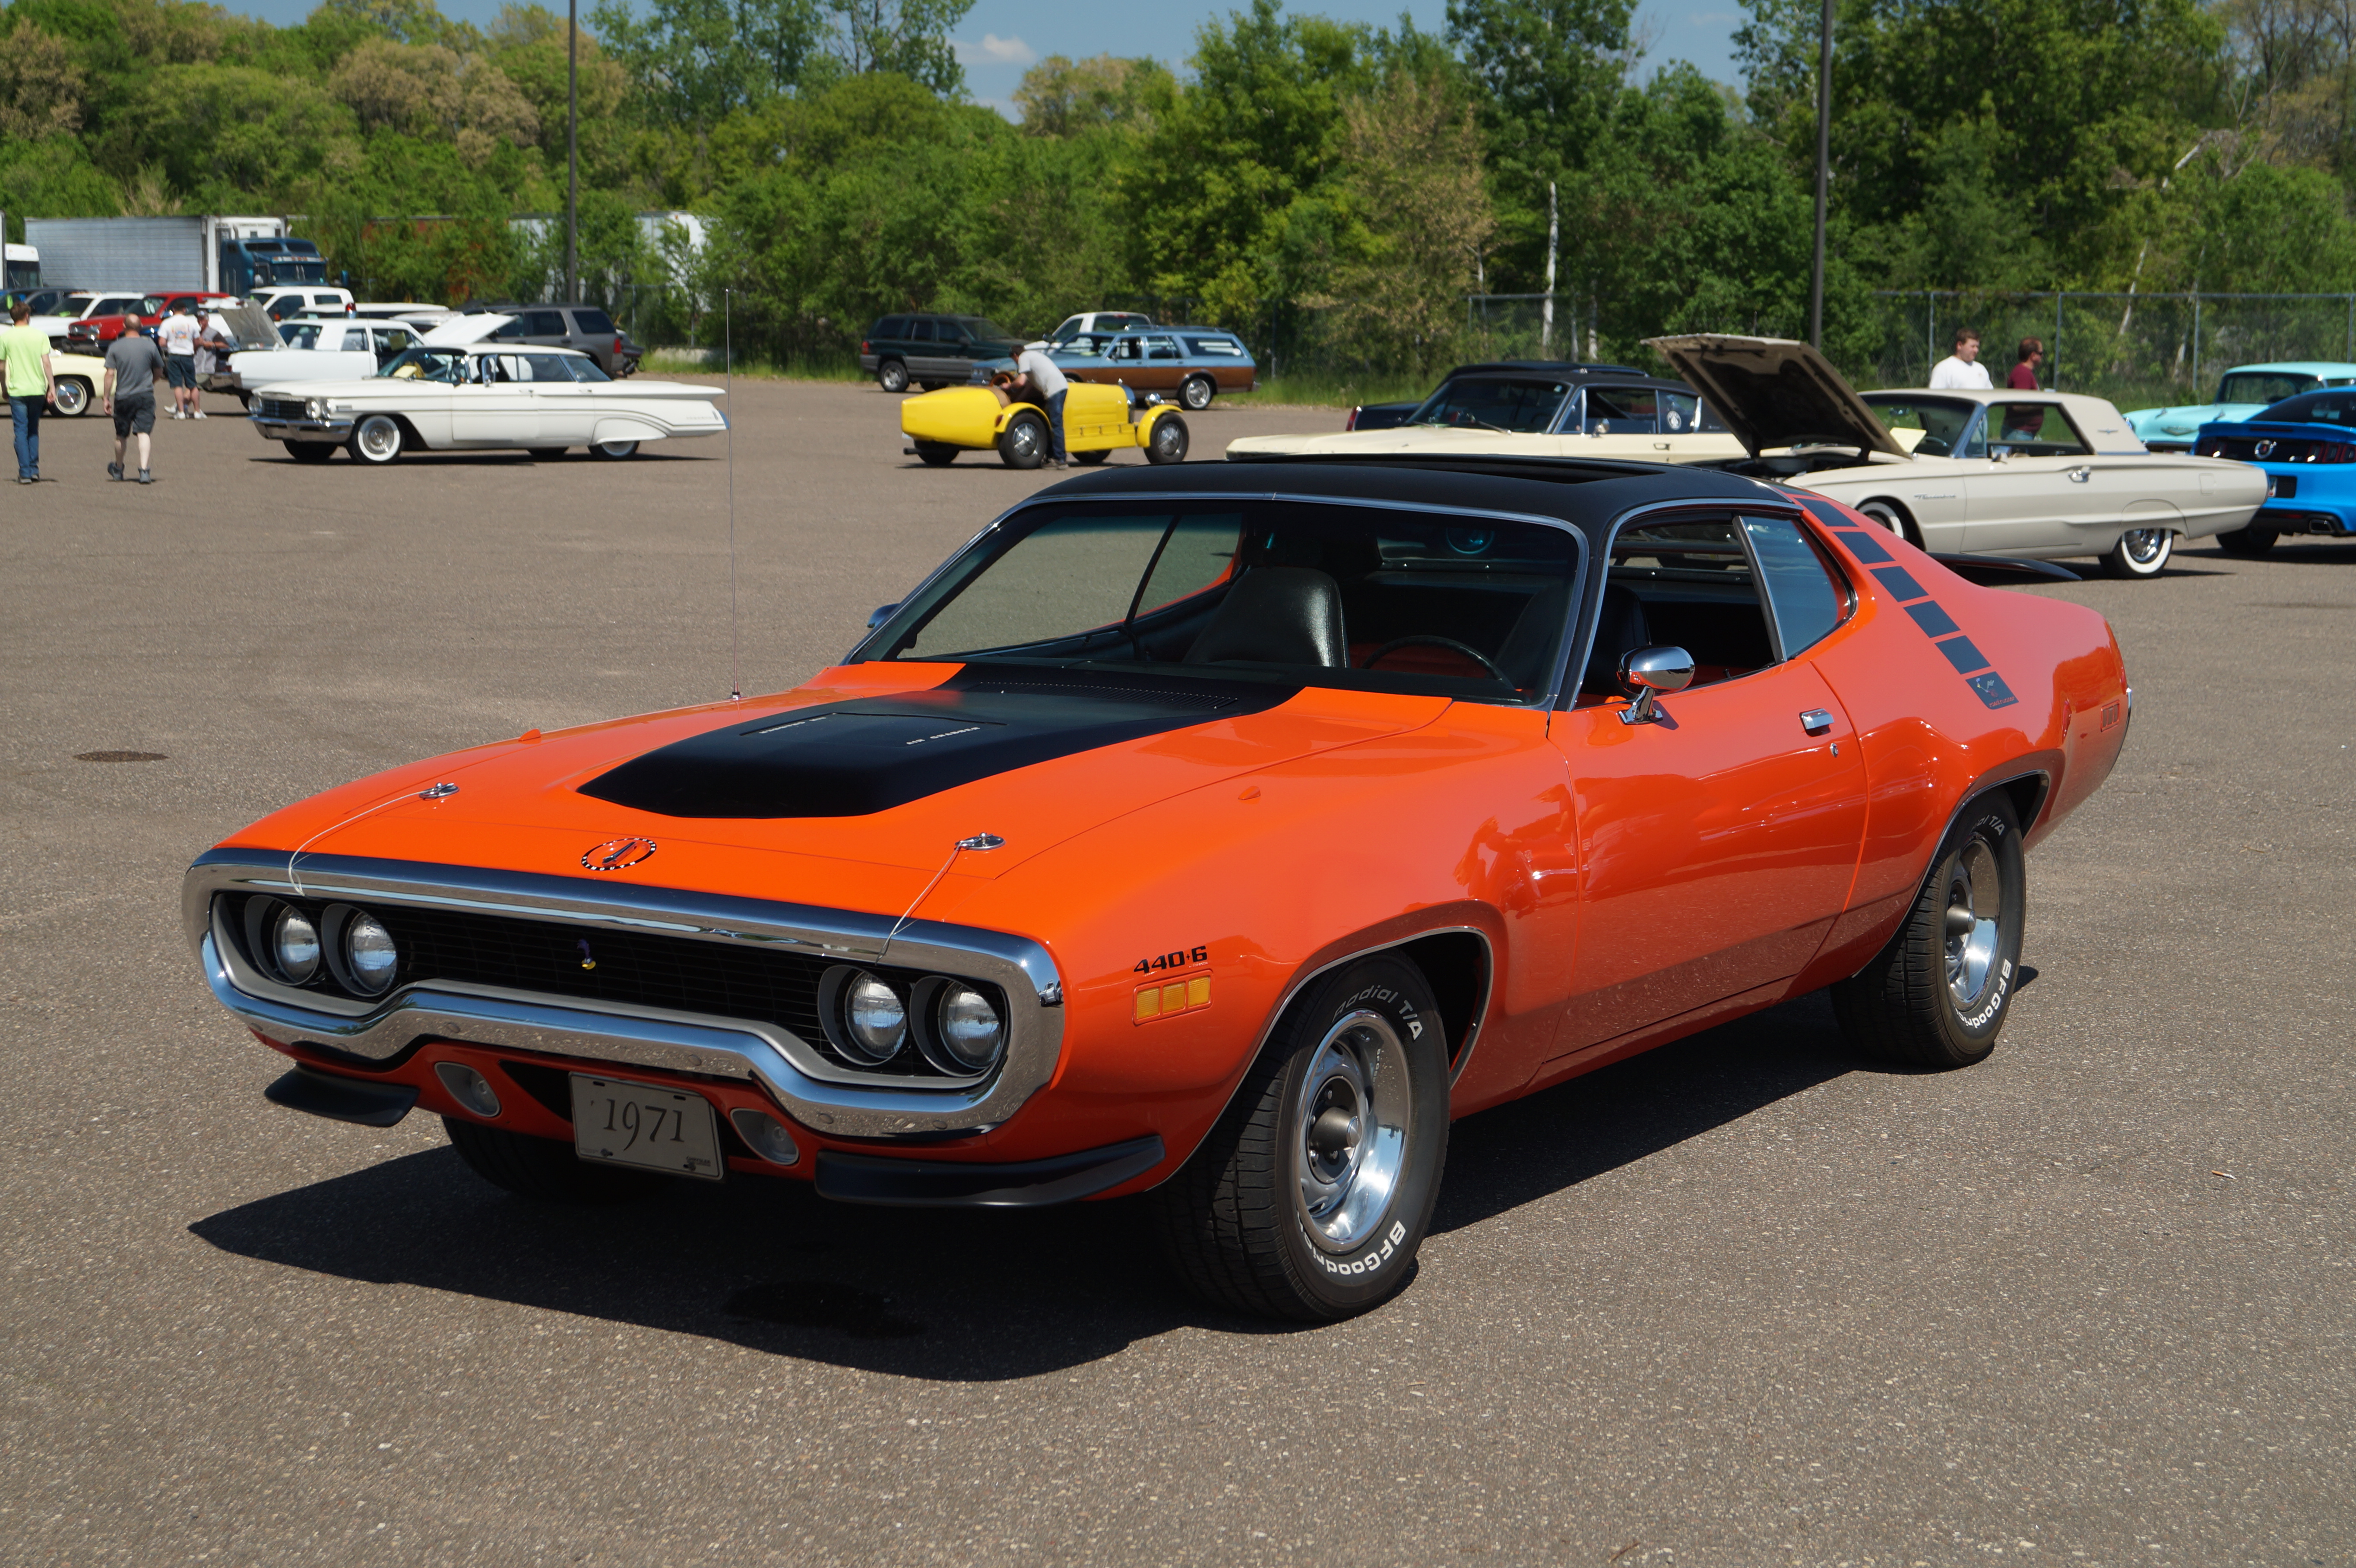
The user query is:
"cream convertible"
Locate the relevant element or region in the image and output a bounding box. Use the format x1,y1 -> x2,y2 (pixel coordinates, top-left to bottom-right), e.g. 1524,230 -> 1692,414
249,315 -> 725,465
1231,336 -> 2266,579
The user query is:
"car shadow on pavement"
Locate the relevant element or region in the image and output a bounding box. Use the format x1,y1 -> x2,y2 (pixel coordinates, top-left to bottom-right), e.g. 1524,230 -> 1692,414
190,988 -> 1889,1377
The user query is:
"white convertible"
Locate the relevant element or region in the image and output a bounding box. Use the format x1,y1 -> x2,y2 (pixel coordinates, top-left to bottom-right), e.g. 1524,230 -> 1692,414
1647,335 -> 2267,578
247,314 -> 724,464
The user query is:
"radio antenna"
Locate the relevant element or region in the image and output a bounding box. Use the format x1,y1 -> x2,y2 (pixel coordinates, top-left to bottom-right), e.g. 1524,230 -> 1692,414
726,285 -> 741,702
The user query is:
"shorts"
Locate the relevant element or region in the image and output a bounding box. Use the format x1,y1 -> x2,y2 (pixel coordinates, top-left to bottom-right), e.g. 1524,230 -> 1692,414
112,395 -> 155,436
164,356 -> 196,389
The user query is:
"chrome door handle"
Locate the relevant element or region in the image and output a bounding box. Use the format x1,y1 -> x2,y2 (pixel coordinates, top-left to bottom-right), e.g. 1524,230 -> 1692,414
2068,466 -> 2091,483
1800,708 -> 1834,736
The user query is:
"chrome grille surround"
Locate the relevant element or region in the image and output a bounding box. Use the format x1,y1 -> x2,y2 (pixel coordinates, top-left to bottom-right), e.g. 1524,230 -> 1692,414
183,849 -> 1065,1139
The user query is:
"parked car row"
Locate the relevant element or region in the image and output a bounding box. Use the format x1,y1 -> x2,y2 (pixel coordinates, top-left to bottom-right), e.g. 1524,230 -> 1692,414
860,310 -> 1257,410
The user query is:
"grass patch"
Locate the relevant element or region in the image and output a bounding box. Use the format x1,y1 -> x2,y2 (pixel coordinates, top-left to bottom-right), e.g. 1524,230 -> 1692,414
642,348 -> 871,383
1217,371 -> 1433,410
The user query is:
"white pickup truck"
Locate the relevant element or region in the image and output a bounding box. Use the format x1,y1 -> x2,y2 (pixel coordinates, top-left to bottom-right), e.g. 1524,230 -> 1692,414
222,318 -> 421,401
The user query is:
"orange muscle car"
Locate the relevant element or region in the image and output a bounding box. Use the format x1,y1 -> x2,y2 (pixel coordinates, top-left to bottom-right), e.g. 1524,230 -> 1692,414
184,457 -> 2131,1321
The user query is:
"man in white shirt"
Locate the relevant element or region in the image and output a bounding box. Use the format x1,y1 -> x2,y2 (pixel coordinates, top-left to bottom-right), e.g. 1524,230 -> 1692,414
1010,346 -> 1070,468
156,300 -> 203,418
1929,328 -> 1992,390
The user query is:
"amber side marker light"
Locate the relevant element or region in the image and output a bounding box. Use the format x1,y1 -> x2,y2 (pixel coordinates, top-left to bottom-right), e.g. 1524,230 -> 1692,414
1134,975 -> 1212,1024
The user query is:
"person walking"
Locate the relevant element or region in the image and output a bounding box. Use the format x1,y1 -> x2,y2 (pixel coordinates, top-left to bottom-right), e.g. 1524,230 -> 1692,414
1929,328 -> 1992,390
1009,345 -> 1070,468
1,297 -> 56,483
157,299 -> 202,418
102,320 -> 165,484
2008,338 -> 2044,391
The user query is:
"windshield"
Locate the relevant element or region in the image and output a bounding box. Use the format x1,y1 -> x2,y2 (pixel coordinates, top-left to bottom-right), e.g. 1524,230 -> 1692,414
380,347 -> 472,383
861,501 -> 1582,704
1408,378 -> 1571,433
1862,394 -> 1979,458
2217,371 -> 2320,406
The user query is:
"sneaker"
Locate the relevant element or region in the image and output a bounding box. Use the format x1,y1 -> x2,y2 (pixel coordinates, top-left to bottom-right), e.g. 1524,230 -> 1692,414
172,410 -> 186,420
107,462 -> 123,481
15,476 -> 27,485
138,469 -> 152,484
193,410 -> 207,419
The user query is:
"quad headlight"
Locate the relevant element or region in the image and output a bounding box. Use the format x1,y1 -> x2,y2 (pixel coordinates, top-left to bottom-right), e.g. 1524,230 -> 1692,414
305,397 -> 325,420
839,971 -> 908,1063
927,983 -> 1004,1075
271,904 -> 322,984
820,966 -> 1009,1077
342,911 -> 399,995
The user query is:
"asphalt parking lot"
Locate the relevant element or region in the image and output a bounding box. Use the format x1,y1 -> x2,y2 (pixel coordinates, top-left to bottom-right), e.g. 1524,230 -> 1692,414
2,378 -> 2350,1568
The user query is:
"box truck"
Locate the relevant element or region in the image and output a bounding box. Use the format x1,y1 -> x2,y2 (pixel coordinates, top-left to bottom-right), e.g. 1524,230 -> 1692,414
21,216 -> 329,296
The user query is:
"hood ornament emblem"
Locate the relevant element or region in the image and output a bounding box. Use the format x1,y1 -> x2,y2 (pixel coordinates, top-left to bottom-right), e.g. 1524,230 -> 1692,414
581,838 -> 657,872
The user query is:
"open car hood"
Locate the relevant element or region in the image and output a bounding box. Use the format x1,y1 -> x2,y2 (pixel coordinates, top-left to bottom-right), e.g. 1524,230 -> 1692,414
1644,335 -> 1911,459
422,313 -> 513,346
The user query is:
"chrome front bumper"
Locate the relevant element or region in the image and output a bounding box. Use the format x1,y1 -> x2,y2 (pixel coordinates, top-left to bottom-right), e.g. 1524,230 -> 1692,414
251,415 -> 354,442
185,850 -> 1065,1140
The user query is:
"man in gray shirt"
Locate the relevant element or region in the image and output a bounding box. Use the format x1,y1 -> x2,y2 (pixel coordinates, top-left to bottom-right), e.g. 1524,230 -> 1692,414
1010,346 -> 1071,468
103,328 -> 164,483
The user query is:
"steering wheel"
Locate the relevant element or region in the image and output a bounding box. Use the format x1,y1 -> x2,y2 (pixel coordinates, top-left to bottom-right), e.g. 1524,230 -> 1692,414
1362,635 -> 1508,680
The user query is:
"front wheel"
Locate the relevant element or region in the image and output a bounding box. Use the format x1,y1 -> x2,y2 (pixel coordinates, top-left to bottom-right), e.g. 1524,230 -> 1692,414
1178,374 -> 1215,411
590,439 -> 639,460
285,440 -> 334,463
2214,524 -> 2278,557
913,441 -> 958,466
443,1118 -> 664,1204
53,378 -> 91,417
349,413 -> 404,465
527,446 -> 567,460
2100,526 -> 2173,579
1144,412 -> 1190,465
1153,955 -> 1450,1321
877,360 -> 909,393
997,411 -> 1047,469
1070,447 -> 1109,465
1832,793 -> 2025,1069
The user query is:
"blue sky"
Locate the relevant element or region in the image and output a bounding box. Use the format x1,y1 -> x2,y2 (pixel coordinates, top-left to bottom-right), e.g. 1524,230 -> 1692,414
224,0 -> 1748,113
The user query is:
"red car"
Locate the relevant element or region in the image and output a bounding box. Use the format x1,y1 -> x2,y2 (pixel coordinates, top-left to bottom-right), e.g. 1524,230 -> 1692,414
182,458 -> 2129,1321
64,290 -> 235,348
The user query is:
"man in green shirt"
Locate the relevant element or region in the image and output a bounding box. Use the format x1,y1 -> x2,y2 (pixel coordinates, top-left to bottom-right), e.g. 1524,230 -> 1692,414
2,297 -> 57,483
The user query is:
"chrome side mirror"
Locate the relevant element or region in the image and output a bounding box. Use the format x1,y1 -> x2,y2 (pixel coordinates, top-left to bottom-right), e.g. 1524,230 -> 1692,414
867,602 -> 900,630
1615,645 -> 1695,726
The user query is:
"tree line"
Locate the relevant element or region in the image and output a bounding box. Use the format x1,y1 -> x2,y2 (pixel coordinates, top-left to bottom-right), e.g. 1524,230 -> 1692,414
3,0 -> 2352,377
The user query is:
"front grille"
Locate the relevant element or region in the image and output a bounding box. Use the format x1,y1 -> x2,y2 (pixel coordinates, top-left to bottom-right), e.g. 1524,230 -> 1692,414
255,397 -> 307,421
225,892 -> 969,1079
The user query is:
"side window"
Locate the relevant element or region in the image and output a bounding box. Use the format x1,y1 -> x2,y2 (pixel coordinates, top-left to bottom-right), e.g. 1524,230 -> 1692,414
1661,392 -> 1699,433
1584,386 -> 1659,433
1958,410 -> 1988,460
1597,518 -> 1776,693
908,319 -> 936,343
340,329 -> 368,351
522,353 -> 575,382
1741,515 -> 1852,659
1144,335 -> 1181,360
1989,402 -> 2089,456
1113,337 -> 1141,361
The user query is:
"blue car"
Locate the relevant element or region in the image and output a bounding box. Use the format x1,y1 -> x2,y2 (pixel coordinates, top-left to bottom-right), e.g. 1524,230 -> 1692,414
2191,387 -> 2356,554
2125,361 -> 2356,451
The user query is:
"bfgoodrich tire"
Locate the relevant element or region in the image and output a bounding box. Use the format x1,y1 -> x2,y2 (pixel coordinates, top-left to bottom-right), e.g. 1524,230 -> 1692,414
1153,955 -> 1451,1321
443,1117 -> 664,1204
1832,793 -> 2026,1069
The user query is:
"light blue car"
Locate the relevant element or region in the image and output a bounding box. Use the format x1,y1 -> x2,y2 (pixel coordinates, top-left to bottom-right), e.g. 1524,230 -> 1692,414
2124,361 -> 2356,450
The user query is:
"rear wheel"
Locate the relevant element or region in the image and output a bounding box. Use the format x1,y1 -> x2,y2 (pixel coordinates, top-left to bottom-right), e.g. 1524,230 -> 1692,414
1144,412 -> 1190,465
53,378 -> 91,417
2100,526 -> 2173,579
998,411 -> 1047,469
913,441 -> 958,466
877,360 -> 909,393
527,446 -> 567,460
443,1117 -> 664,1204
590,439 -> 639,461
2214,524 -> 2278,557
1179,374 -> 1215,411
1070,447 -> 1110,465
349,413 -> 404,465
1832,793 -> 2025,1069
285,441 -> 334,463
1153,955 -> 1450,1321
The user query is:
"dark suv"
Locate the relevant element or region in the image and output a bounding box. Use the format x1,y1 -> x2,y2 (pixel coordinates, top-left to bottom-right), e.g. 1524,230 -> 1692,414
861,313 -> 1027,392
466,302 -> 640,377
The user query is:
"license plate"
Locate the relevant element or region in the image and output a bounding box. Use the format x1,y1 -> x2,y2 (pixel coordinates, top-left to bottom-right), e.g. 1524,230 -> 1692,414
570,1074 -> 724,1180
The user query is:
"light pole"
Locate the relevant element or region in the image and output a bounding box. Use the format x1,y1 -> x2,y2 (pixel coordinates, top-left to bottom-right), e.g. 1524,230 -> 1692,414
565,0 -> 579,304
1808,0 -> 1833,349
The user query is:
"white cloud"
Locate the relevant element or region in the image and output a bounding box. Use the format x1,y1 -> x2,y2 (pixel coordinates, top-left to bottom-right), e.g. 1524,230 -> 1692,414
954,32 -> 1038,66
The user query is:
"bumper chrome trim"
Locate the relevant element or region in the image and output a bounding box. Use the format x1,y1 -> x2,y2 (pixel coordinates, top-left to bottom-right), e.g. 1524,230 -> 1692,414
252,417 -> 355,439
186,850 -> 1065,1138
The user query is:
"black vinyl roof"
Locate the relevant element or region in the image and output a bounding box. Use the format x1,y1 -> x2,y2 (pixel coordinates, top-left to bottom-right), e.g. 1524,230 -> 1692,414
1024,457 -> 1786,541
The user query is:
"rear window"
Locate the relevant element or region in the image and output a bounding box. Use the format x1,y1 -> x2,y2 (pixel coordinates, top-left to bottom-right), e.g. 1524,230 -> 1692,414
1185,337 -> 1244,356
570,309 -> 617,335
2255,390 -> 2356,426
873,316 -> 907,338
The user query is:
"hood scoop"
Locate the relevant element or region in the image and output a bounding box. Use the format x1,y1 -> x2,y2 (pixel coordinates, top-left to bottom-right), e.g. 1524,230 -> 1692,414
578,669 -> 1296,819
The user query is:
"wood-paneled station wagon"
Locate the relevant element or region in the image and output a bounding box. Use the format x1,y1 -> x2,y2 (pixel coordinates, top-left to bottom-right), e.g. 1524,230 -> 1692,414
186,455 -> 2130,1320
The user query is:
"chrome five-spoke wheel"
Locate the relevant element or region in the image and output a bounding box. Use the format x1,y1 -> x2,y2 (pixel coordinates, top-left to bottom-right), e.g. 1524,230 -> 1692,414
1295,1009 -> 1413,1253
1943,838 -> 2003,1012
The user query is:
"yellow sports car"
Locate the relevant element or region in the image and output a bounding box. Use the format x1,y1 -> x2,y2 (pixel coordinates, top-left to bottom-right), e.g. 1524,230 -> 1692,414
900,382 -> 1189,468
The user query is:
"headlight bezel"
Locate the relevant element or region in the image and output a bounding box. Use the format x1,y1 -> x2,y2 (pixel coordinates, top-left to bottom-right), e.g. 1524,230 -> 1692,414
817,964 -> 1010,1080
